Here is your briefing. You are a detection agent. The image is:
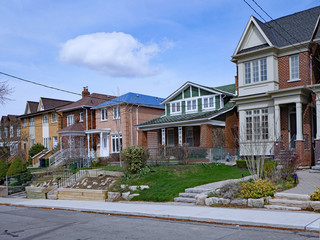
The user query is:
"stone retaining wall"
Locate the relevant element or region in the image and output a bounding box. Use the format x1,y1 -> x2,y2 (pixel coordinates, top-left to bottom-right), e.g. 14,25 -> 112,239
0,186 -> 7,197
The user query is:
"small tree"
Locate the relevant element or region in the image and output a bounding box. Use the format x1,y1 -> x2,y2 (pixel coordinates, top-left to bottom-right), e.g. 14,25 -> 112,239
0,160 -> 8,183
28,143 -> 46,164
122,146 -> 148,174
7,158 -> 27,177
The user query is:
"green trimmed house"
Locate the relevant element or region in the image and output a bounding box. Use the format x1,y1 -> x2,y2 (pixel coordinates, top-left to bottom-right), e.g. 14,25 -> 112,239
136,81 -> 236,150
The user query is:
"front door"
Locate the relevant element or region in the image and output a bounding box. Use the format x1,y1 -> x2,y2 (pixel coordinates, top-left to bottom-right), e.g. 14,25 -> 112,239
101,134 -> 109,157
289,107 -> 296,149
185,127 -> 194,147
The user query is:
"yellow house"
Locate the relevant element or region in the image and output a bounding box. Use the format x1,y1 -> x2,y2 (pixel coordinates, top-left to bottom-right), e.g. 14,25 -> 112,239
19,98 -> 73,164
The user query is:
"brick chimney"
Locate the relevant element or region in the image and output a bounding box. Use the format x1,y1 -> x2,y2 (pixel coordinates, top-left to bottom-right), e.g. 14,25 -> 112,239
82,86 -> 90,98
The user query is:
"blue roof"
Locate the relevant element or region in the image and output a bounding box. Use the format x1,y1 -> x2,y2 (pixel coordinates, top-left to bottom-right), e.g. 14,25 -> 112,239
94,92 -> 165,109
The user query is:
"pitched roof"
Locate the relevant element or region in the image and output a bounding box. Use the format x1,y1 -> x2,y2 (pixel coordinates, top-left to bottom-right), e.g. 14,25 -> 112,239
94,92 -> 165,109
212,83 -> 236,95
1,115 -> 19,124
27,101 -> 39,114
56,123 -> 86,134
238,6 -> 320,54
41,98 -> 73,110
58,93 -> 115,112
137,102 -> 235,128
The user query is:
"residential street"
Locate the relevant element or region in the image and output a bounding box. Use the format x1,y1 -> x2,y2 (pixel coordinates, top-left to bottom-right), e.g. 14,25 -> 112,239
0,205 -> 318,240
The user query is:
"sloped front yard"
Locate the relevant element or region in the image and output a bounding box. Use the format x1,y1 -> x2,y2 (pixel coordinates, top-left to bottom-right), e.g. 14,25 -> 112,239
113,163 -> 250,202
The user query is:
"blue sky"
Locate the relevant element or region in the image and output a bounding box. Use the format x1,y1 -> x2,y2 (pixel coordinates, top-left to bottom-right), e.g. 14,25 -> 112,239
0,0 -> 319,116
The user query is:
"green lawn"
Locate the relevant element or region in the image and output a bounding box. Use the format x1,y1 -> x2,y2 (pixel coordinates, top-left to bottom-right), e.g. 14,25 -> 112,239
115,163 -> 250,202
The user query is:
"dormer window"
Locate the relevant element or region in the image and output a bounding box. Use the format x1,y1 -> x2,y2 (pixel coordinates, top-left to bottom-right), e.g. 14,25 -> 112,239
186,99 -> 197,112
171,102 -> 181,114
244,58 -> 267,84
203,96 -> 215,109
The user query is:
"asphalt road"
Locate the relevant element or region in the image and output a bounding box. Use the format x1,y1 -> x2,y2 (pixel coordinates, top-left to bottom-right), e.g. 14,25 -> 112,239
0,205 -> 318,240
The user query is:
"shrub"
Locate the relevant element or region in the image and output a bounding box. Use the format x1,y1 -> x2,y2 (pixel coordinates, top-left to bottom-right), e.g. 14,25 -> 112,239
173,144 -> 189,164
310,187 -> 320,201
218,182 -> 242,199
122,146 -> 148,174
7,158 -> 27,177
29,143 -> 46,158
0,160 -> 8,182
263,160 -> 277,179
236,160 -> 247,169
240,179 -> 276,199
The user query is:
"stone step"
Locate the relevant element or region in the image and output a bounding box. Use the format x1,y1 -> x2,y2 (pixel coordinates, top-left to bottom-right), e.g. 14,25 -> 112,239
185,188 -> 210,194
311,165 -> 320,170
264,205 -> 301,211
179,192 -> 198,198
309,169 -> 320,173
274,192 -> 310,201
268,199 -> 311,209
174,197 -> 196,203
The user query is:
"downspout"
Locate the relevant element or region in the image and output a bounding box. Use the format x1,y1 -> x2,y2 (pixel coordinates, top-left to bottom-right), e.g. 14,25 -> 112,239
91,110 -> 93,154
85,107 -> 90,157
136,105 -> 140,145
309,48 -> 315,165
130,106 -> 133,145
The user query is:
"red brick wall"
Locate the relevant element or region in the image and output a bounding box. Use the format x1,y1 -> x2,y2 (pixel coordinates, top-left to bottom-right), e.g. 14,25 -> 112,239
147,131 -> 159,148
200,124 -> 213,148
278,51 -> 311,89
225,108 -> 238,149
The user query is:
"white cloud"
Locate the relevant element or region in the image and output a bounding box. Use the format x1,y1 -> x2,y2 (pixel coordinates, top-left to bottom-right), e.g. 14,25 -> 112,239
59,32 -> 171,77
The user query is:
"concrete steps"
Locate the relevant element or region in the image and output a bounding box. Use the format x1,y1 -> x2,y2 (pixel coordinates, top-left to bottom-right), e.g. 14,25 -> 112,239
265,192 -> 311,210
174,188 -> 210,203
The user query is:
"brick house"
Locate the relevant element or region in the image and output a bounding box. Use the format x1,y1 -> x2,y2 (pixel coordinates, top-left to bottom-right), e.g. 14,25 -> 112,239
136,81 -> 236,152
231,6 -> 320,166
19,98 -> 73,165
0,115 -> 22,161
56,87 -> 115,158
89,92 -> 164,158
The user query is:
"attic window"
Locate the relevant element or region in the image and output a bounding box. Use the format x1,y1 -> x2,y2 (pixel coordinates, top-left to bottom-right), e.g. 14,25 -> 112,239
171,102 -> 181,114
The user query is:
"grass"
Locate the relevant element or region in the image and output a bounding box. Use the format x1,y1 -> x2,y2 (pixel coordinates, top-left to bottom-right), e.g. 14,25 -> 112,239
113,163 -> 249,202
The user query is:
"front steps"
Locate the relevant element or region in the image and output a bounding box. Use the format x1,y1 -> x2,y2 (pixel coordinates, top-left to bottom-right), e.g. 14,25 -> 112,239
174,188 -> 210,203
265,192 -> 311,211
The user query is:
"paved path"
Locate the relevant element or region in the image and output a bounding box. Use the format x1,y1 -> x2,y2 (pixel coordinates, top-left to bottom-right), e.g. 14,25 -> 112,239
284,170 -> 320,194
194,175 -> 253,190
1,198 -> 320,232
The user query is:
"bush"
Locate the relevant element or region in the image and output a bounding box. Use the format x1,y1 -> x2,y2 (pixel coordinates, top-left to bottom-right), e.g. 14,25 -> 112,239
310,187 -> 320,201
218,182 -> 242,199
29,143 -> 46,159
122,146 -> 148,174
236,160 -> 247,169
7,158 -> 27,177
0,160 -> 8,182
240,179 -> 276,199
263,160 -> 277,179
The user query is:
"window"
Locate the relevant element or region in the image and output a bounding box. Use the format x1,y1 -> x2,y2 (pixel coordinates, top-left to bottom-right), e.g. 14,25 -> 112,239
51,113 -> 57,123
113,106 -> 120,119
4,128 -> 8,138
244,58 -> 267,84
29,118 -> 34,126
22,119 -> 27,127
42,114 -> 48,124
53,136 -> 58,148
101,108 -> 108,121
10,126 -> 13,137
67,115 -> 74,126
290,55 -> 299,80
111,133 -> 122,153
186,99 -> 197,112
79,112 -> 83,122
171,102 -> 181,114
43,137 -> 49,149
30,139 -> 35,148
203,96 -> 215,109
245,109 -> 268,141
167,129 -> 175,146
17,126 -> 21,137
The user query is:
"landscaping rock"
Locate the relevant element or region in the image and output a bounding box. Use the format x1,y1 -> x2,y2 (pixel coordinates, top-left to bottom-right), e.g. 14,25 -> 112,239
87,185 -> 92,189
120,184 -> 127,189
122,192 -> 130,200
205,197 -> 221,206
265,196 -> 271,204
128,193 -> 140,200
107,192 -> 121,202
140,185 -> 149,190
220,198 -> 230,205
310,201 -> 320,210
129,186 -> 138,191
248,198 -> 264,208
195,193 -> 208,205
230,198 -> 247,206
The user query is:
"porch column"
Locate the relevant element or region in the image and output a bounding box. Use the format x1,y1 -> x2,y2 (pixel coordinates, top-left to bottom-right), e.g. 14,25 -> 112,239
316,96 -> 320,139
178,126 -> 182,146
200,124 -> 213,148
100,132 -> 103,157
87,134 -> 90,158
274,104 -> 281,139
60,136 -> 62,151
296,102 -> 303,141
161,128 -> 166,146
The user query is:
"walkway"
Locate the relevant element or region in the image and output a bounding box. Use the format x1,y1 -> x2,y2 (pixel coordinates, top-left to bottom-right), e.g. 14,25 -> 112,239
284,170 -> 320,195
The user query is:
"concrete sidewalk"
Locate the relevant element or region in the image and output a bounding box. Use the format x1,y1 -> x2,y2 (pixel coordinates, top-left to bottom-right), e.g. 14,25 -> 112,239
1,197 -> 320,232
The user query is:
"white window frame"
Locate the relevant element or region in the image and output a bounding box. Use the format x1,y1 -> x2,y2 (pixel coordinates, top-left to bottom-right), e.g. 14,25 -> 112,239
43,137 -> 49,149
67,114 -> 74,126
79,112 -> 83,122
17,126 -> 21,137
111,133 -> 122,153
203,96 -> 215,110
30,139 -> 35,148
42,114 -> 49,124
289,55 -> 299,81
9,126 -> 13,137
244,58 -> 268,85
22,119 -> 27,127
51,113 -> 57,123
170,101 -> 181,115
29,117 -> 34,127
113,106 -> 121,120
52,136 -> 58,148
4,128 -> 8,138
245,108 -> 268,141
101,108 -> 108,121
186,99 -> 197,113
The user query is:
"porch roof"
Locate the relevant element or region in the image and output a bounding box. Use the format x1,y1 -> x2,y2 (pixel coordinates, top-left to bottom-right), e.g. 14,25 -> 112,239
137,102 -> 235,129
57,123 -> 86,136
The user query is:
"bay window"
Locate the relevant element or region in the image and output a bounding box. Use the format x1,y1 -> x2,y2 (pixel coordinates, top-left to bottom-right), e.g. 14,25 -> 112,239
244,58 -> 267,84
245,108 -> 268,141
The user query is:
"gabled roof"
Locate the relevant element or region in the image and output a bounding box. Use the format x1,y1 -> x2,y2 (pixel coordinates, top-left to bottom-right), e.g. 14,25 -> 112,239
234,6 -> 320,55
1,115 -> 19,124
94,92 -> 165,109
27,101 -> 39,114
137,102 -> 235,129
56,123 -> 86,135
39,98 -> 73,111
162,81 -> 235,104
58,93 -> 115,112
